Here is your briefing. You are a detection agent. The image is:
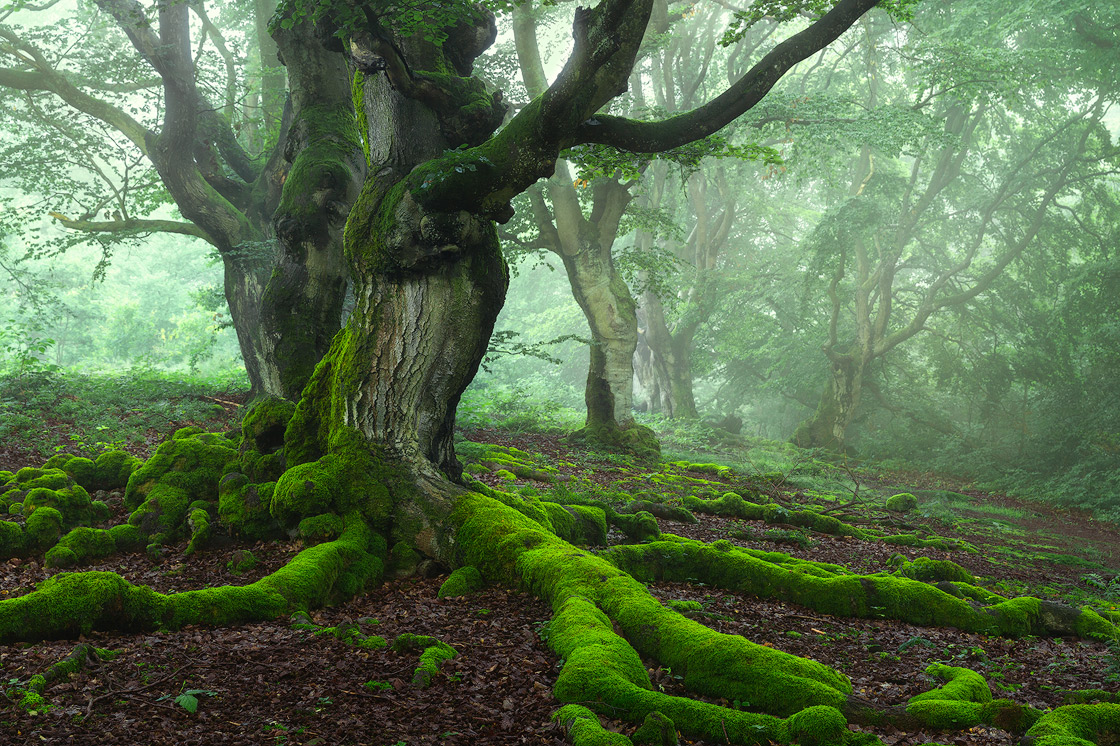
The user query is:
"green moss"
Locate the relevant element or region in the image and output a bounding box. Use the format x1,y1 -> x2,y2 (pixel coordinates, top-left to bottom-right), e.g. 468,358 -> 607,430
108,524 -> 145,550
60,457 -> 97,488
1023,703 -> 1120,746
227,549 -> 258,574
25,507 -> 63,551
18,467 -> 70,490
896,558 -> 976,584
270,437 -> 391,531
24,483 -> 92,529
0,520 -> 24,556
298,512 -> 344,543
787,706 -> 847,746
391,633 -> 458,688
8,502 -> 22,515
886,493 -> 918,512
881,534 -> 977,552
667,599 -> 702,613
128,483 -> 191,538
631,711 -> 676,746
185,508 -> 212,556
45,527 -> 116,568
552,704 -> 634,746
602,537 -> 1110,641
218,476 -> 281,540
240,397 -> 296,483
0,517 -> 384,642
452,495 -> 850,740
93,450 -> 141,491
910,664 -> 992,705
124,432 -> 237,511
611,510 -> 661,542
682,493 -> 867,539
439,565 -> 485,598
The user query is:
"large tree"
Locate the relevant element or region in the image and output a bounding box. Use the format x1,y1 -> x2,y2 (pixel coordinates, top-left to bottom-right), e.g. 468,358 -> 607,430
30,2 -> 1120,744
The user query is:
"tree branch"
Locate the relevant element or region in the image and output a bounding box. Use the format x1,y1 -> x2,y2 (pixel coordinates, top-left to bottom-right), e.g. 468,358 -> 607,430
570,0 -> 880,151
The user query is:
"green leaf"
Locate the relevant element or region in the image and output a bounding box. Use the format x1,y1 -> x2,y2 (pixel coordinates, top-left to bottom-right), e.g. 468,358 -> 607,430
175,692 -> 198,713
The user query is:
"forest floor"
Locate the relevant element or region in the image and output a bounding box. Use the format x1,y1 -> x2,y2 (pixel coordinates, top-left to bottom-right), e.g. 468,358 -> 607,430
2,415 -> 1118,745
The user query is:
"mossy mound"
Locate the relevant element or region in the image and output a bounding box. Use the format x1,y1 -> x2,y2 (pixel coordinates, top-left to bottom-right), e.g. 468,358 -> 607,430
567,421 -> 661,462
885,493 -> 917,512
23,482 -> 93,530
43,524 -> 144,569
240,397 -> 296,483
124,432 -> 238,541
438,565 -> 485,598
218,475 -> 282,540
1022,703 -> 1120,745
43,451 -> 141,492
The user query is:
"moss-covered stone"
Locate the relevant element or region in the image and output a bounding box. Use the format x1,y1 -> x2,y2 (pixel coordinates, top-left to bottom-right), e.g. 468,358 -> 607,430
886,493 -> 918,512
438,565 -> 485,598
632,710 -> 677,746
44,527 -> 117,569
124,432 -> 237,512
218,476 -> 282,540
786,705 -> 847,746
0,519 -> 24,556
25,506 -> 63,551
22,481 -> 92,529
93,450 -> 142,491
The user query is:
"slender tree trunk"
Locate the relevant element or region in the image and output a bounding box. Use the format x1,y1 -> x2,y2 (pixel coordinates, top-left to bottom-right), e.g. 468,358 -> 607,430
561,247 -> 639,429
638,291 -> 698,418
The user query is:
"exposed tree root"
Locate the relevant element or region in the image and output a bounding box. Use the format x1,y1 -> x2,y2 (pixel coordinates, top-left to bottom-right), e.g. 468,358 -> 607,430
602,536 -> 1117,641
0,516 -> 382,642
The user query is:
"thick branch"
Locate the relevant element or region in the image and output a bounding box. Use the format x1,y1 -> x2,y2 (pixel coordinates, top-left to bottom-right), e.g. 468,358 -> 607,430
570,0 -> 880,151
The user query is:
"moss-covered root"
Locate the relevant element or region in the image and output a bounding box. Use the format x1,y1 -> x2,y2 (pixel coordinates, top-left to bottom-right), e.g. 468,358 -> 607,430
7,643 -> 118,712
550,596 -> 791,744
1021,704 -> 1120,745
438,565 -> 485,598
391,633 -> 457,688
681,493 -> 868,539
453,495 -> 855,738
553,704 -> 634,746
602,537 -> 1119,642
0,518 -> 383,642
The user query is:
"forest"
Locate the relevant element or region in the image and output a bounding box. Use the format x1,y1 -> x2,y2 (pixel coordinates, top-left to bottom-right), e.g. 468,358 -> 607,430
1,0 -> 1119,743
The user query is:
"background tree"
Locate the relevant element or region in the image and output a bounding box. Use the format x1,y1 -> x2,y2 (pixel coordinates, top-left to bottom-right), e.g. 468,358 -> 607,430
0,0 -> 363,397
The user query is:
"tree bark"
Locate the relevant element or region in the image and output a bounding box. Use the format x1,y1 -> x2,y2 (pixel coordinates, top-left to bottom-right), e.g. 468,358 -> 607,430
791,354 -> 865,450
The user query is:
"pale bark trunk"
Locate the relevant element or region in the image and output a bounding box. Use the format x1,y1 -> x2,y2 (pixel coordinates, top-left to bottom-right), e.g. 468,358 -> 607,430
561,247 -> 639,429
